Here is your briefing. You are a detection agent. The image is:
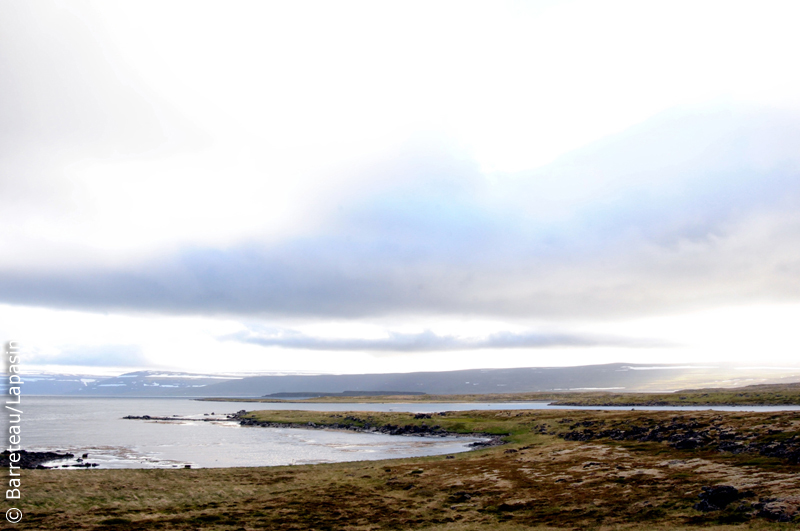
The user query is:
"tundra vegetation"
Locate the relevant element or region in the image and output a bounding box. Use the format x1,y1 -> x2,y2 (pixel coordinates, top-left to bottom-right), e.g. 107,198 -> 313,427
199,382 -> 800,406
16,405 -> 800,530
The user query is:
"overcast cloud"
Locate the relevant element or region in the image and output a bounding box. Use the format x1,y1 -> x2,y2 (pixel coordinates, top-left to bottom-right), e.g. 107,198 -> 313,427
2,108 -> 799,320
2,1 -> 800,372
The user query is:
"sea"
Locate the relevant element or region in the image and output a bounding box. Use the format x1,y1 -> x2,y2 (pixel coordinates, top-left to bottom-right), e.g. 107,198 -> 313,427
14,397 -> 800,469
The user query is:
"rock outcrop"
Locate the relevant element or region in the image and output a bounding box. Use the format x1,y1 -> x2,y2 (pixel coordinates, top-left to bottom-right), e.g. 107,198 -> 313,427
0,450 -> 75,469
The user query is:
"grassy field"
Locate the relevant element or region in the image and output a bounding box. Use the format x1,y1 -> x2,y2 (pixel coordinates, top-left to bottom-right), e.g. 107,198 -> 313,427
199,382 -> 800,406
15,408 -> 800,529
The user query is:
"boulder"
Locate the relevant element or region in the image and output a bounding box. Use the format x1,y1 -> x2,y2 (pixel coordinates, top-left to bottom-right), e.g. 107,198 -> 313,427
693,485 -> 748,512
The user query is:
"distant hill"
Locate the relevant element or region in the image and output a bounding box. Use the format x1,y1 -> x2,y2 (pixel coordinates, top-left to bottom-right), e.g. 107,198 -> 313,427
264,391 -> 427,398
11,363 -> 800,397
10,370 -> 243,396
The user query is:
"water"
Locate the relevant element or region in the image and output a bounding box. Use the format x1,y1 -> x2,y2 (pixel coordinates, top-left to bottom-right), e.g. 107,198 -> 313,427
15,397 -> 486,469
14,397 -> 800,469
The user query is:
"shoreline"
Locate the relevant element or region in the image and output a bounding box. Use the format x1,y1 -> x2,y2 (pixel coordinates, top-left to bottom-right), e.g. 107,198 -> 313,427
195,396 -> 800,410
20,408 -> 800,527
195,381 -> 800,408
123,411 -> 505,449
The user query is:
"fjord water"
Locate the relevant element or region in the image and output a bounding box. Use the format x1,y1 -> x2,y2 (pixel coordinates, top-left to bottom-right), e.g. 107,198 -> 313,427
20,397 -> 800,469
19,397 -> 487,469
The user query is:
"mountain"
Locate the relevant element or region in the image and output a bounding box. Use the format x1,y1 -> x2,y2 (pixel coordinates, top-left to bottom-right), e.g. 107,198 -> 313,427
11,363 -> 800,397
11,370 -> 243,396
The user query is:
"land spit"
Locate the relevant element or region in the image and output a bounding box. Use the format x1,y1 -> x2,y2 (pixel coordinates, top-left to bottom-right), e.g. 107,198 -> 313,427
121,410 -> 503,447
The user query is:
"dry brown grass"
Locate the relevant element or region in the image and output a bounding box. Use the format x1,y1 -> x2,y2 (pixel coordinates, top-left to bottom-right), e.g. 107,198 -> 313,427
11,409 -> 800,530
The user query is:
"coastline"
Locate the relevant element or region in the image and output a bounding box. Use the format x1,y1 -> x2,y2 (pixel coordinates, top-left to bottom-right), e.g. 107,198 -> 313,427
21,408 -> 800,528
122,411 -> 505,449
196,381 -> 800,407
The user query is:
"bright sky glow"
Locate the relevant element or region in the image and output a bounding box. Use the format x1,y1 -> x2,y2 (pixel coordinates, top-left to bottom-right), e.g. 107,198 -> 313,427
2,0 -> 800,374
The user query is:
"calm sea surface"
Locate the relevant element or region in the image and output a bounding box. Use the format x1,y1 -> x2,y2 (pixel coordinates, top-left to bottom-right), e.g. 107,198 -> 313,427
15,397 -> 800,469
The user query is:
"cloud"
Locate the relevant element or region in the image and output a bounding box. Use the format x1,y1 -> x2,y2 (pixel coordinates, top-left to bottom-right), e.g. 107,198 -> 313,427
0,106 -> 799,320
221,327 -> 667,352
4,2 -> 800,373
0,2 -> 162,199
28,345 -> 149,368
0,1 -> 207,267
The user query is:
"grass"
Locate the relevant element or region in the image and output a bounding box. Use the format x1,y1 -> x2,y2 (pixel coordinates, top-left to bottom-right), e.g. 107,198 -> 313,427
242,409 -> 532,438
13,408 -> 800,529
198,381 -> 800,406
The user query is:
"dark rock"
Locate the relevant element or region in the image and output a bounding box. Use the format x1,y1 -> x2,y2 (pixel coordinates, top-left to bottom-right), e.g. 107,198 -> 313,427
1,450 -> 75,469
753,498 -> 794,522
448,491 -> 472,503
496,502 -> 524,512
755,506 -> 792,522
232,413 -> 504,450
468,436 -> 505,448
639,429 -> 665,442
693,485 -> 746,511
718,441 -> 745,453
673,438 -> 703,450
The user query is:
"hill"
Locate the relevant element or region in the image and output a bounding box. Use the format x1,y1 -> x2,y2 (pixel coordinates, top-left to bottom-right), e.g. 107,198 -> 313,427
13,363 -> 800,397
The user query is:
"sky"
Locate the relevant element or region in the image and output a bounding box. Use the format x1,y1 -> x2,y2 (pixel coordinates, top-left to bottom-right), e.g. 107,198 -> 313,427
2,0 -> 800,375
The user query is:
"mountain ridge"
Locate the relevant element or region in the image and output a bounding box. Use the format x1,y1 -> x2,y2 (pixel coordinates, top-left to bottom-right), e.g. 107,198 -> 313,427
11,363 -> 800,397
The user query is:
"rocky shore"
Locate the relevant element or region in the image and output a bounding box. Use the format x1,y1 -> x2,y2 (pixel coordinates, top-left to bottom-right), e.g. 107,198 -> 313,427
122,411 -> 505,447
122,414 -> 236,422
550,400 -> 788,407
0,449 -> 98,469
230,410 -> 504,448
235,411 -> 505,447
550,400 -> 686,406
558,416 -> 800,463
